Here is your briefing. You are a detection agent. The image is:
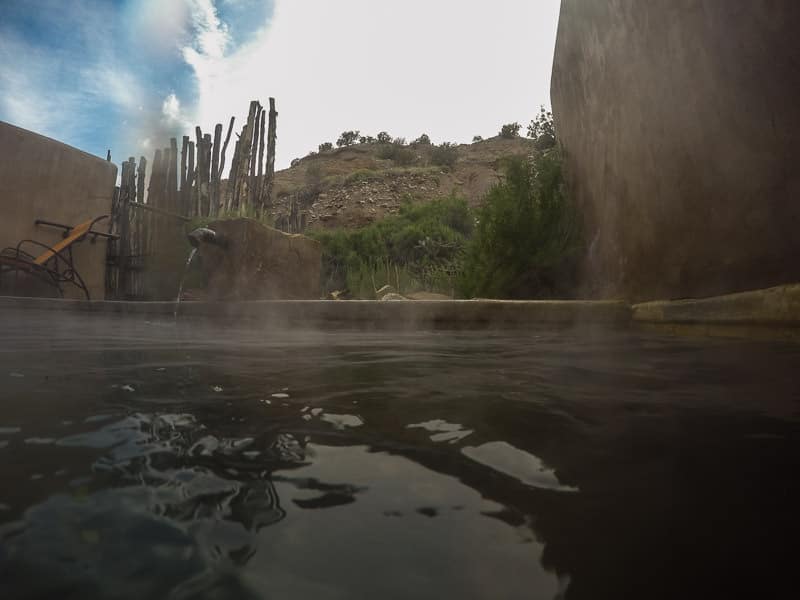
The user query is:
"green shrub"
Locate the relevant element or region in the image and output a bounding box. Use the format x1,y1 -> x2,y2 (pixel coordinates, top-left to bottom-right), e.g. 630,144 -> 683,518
472,135 -> 483,143
459,150 -> 581,299
527,106 -> 556,150
377,142 -> 416,166
499,122 -> 521,139
310,196 -> 472,297
429,142 -> 458,168
337,130 -> 360,147
376,131 -> 392,144
318,142 -> 333,152
413,134 -> 431,145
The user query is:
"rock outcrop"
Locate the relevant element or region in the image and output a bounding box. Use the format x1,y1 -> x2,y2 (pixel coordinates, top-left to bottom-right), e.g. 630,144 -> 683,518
198,218 -> 321,300
551,0 -> 800,301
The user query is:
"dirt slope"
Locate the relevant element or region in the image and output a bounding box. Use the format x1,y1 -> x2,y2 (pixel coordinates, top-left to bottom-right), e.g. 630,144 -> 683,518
269,136 -> 535,230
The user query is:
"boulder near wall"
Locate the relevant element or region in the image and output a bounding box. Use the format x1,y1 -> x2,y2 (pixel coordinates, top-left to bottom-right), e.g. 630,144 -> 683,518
200,218 -> 322,300
551,0 -> 800,301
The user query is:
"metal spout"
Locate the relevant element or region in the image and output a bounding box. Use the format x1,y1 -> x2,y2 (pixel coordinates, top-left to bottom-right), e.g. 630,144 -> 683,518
187,227 -> 228,249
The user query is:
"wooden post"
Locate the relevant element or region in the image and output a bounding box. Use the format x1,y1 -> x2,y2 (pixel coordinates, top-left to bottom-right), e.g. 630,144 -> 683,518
168,138 -> 178,217
264,97 -> 278,215
234,100 -> 259,214
147,148 -> 164,280
194,127 -> 203,216
229,139 -> 241,212
180,136 -> 189,216
249,104 -> 262,210
219,116 -> 235,212
211,123 -> 222,216
117,158 -> 135,299
201,133 -> 212,216
256,109 -> 266,214
134,156 -> 147,297
186,141 -> 195,218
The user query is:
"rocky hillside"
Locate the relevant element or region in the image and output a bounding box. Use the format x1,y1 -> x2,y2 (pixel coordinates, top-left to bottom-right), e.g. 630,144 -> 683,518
269,136 -> 536,230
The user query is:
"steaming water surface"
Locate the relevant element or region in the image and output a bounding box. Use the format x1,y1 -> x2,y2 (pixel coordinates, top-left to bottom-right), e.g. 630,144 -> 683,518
0,311 -> 798,599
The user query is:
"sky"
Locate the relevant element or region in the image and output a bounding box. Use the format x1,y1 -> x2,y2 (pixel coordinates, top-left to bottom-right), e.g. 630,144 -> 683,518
0,0 -> 562,170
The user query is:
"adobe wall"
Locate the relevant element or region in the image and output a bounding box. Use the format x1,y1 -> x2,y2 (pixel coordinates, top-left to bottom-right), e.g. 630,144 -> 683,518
0,122 -> 117,299
551,1 -> 800,301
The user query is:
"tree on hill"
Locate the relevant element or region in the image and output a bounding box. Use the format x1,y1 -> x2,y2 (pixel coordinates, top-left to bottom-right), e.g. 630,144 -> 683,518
472,135 -> 484,143
499,122 -> 521,138
319,142 -> 333,152
413,134 -> 431,145
460,152 -> 582,299
359,135 -> 376,144
337,131 -> 360,147
376,131 -> 392,144
527,106 -> 556,150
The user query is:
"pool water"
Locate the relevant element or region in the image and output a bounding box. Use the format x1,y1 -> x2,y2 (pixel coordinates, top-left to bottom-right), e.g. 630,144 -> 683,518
0,311 -> 798,599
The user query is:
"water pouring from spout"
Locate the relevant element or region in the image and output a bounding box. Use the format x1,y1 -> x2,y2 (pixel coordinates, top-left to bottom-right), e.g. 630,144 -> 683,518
174,247 -> 199,318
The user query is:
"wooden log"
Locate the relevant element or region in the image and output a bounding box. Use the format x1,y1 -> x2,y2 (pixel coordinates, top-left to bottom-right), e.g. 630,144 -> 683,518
168,138 -> 178,216
256,109 -> 266,212
200,133 -> 212,216
234,100 -> 259,214
194,127 -> 203,216
249,104 -> 262,210
211,123 -> 222,216
264,97 -> 278,215
147,149 -> 165,278
117,158 -> 135,298
135,156 -> 147,298
228,139 -> 241,211
186,141 -> 196,218
179,136 -> 189,215
219,116 -> 235,211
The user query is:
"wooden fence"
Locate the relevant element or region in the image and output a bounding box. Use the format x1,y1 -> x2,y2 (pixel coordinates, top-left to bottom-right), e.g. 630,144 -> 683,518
105,98 -> 278,299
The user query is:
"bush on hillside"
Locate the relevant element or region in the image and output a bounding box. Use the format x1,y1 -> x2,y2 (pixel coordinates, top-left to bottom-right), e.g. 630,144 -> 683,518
499,122 -> 521,138
359,135 -> 376,144
377,142 -> 415,166
376,131 -> 392,144
310,196 -> 472,297
337,130 -> 360,147
413,134 -> 431,145
472,135 -> 484,143
459,150 -> 581,299
429,142 -> 458,169
318,142 -> 333,152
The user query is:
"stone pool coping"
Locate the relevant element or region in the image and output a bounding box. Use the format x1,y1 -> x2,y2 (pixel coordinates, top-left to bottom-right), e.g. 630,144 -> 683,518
0,295 -> 630,328
1,283 -> 799,339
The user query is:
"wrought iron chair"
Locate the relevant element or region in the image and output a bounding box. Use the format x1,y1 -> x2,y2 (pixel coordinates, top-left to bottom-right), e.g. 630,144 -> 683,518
0,216 -> 117,300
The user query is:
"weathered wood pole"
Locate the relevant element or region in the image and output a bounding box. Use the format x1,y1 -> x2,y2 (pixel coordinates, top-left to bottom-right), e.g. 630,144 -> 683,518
218,116 -> 235,212
179,136 -> 189,215
256,109 -> 266,213
211,123 -> 222,216
186,141 -> 195,218
249,104 -> 262,210
228,139 -> 241,212
194,127 -> 204,216
235,100 -> 260,214
201,133 -> 212,216
168,138 -> 178,217
264,97 -> 278,214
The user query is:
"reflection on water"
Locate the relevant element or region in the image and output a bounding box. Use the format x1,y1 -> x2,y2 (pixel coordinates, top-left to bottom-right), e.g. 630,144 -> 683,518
0,311 -> 799,599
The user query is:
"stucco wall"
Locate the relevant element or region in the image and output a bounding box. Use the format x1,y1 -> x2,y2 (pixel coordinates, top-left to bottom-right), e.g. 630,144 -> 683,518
551,0 -> 800,301
0,122 -> 116,300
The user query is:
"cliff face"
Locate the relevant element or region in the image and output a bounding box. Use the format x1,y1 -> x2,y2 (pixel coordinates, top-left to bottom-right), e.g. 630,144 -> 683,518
551,0 -> 800,301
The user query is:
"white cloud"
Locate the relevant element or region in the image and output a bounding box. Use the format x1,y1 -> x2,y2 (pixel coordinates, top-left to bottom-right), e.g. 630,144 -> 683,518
186,0 -> 561,169
161,93 -> 183,123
